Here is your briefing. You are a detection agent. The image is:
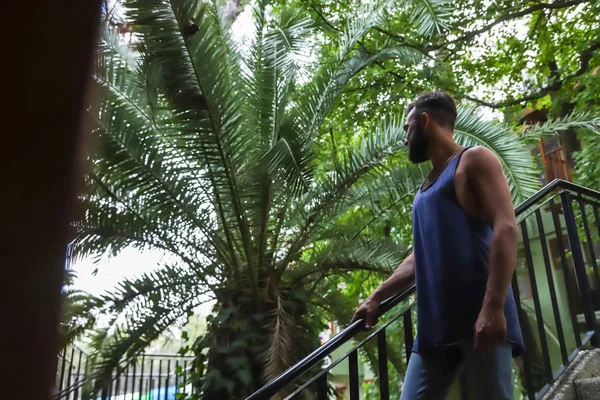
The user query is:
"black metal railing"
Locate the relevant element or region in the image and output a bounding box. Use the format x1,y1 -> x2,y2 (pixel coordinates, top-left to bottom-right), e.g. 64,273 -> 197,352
247,179 -> 600,400
55,346 -> 90,399
55,348 -> 195,400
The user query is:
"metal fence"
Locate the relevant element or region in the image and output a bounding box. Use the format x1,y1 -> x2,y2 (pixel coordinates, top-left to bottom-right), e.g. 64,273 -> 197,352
247,179 -> 600,400
55,348 -> 195,400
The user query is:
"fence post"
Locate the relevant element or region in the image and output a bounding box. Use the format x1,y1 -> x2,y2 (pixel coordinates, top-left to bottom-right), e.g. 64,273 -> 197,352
560,191 -> 598,345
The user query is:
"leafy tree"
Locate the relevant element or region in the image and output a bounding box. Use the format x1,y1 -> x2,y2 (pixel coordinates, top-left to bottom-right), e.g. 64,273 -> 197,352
71,0 -> 569,398
297,0 -> 600,150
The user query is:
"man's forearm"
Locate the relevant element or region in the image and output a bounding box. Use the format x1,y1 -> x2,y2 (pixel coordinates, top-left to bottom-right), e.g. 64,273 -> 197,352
371,253 -> 416,302
483,221 -> 519,310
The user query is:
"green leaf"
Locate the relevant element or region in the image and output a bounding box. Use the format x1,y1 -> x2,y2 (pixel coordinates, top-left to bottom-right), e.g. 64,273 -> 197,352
405,0 -> 453,37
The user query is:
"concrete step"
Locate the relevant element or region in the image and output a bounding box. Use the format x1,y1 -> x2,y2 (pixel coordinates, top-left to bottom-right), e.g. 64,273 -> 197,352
542,349 -> 600,400
575,376 -> 600,400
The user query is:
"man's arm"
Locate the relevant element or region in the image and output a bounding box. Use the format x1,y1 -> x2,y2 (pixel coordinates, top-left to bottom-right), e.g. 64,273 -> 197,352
351,253 -> 415,329
464,147 -> 519,351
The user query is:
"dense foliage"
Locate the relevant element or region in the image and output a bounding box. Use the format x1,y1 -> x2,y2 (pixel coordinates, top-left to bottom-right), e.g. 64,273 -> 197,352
68,0 -> 600,398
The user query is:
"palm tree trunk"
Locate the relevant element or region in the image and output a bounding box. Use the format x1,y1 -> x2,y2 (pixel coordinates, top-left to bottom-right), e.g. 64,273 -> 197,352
196,285 -> 320,399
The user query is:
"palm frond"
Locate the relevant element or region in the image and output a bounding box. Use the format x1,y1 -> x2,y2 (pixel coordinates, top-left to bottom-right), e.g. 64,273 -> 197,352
94,263 -> 215,316
297,48 -> 401,146
337,0 -> 389,59
300,239 -> 408,279
267,43 -> 423,197
263,115 -> 315,194
59,286 -> 97,349
325,112 -> 406,195
81,262 -> 215,391
343,163 -> 426,238
453,105 -> 541,206
96,25 -> 210,196
263,296 -> 296,388
305,162 -> 424,249
240,4 -> 314,262
90,93 -> 214,231
243,5 -> 312,153
520,111 -> 600,139
86,284 -> 210,389
289,0 -> 400,149
280,116 -> 407,267
90,23 -> 244,267
126,0 -> 257,269
404,0 -> 452,38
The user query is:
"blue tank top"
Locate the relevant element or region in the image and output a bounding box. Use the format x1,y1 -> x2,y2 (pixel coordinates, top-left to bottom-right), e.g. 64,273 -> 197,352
412,147 -> 524,357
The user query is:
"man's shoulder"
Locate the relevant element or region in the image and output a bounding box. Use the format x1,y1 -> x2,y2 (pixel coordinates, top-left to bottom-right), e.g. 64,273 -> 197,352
460,146 -> 500,173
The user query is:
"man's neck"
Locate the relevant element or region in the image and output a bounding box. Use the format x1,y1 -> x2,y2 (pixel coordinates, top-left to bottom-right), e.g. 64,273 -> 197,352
428,134 -> 459,170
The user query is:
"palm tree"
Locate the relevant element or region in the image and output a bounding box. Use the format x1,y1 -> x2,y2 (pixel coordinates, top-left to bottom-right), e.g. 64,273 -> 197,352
72,0 -> 552,397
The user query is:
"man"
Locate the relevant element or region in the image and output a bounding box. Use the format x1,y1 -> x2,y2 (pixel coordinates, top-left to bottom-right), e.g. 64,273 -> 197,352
352,91 -> 524,399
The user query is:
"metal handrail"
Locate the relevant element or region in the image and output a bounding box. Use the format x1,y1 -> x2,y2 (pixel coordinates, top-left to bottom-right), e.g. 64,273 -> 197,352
514,179 -> 600,216
246,286 -> 416,400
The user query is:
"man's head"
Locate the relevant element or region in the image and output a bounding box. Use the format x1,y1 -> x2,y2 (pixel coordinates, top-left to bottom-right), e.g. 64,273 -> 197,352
404,91 -> 457,164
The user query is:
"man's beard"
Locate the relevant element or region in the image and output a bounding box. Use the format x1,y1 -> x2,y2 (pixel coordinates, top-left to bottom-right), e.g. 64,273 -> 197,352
408,127 -> 429,164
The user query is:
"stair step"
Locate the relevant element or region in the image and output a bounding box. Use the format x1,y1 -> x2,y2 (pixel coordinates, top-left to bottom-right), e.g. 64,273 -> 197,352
575,376 -> 600,400
542,349 -> 600,400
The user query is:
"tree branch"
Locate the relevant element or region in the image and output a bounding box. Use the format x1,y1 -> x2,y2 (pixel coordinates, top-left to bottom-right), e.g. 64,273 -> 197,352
453,87 -> 555,109
429,0 -> 591,51
452,38 -> 600,109
574,40 -> 600,77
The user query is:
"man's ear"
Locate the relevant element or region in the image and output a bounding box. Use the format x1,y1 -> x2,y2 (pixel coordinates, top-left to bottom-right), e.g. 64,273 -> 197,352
420,112 -> 431,129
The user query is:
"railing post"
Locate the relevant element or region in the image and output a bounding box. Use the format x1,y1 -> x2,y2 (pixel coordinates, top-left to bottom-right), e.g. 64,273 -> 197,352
73,350 -> 83,399
165,360 -> 171,400
560,191 -> 598,345
535,209 -> 569,365
174,360 -> 180,396
377,330 -> 389,400
348,349 -> 359,400
403,312 -> 414,364
576,197 -> 600,302
58,348 -> 67,392
549,198 -> 583,349
149,360 -> 154,398
139,356 -> 145,400
520,221 -> 553,385
114,371 -> 120,400
316,373 -> 328,400
158,360 -> 162,399
123,365 -> 129,400
512,270 -> 536,399
131,361 -> 137,400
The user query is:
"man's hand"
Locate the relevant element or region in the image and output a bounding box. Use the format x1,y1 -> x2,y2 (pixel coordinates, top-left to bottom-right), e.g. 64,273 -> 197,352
351,296 -> 381,329
474,305 -> 507,352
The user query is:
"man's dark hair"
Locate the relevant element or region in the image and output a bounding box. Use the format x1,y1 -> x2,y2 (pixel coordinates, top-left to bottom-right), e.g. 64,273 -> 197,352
407,91 -> 457,129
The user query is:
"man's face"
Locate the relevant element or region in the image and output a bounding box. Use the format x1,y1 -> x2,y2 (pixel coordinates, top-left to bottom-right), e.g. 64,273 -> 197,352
404,109 -> 430,164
